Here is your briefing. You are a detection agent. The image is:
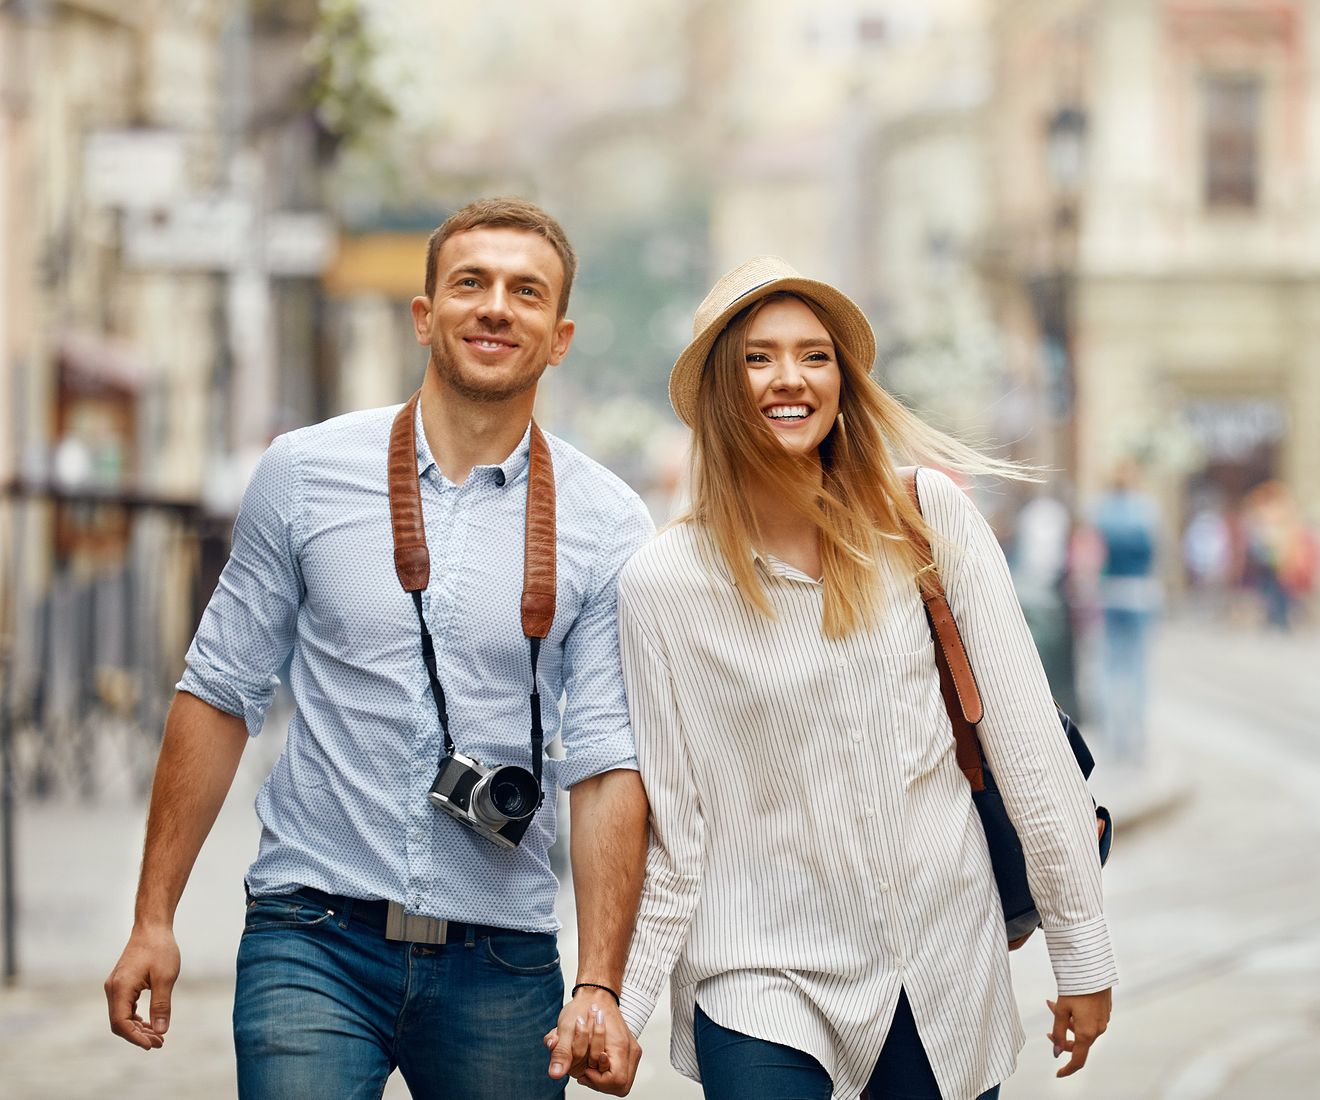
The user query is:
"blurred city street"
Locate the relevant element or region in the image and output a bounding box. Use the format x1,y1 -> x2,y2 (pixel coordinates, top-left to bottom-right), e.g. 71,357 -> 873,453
4,2 -> 1320,1099
1,617 -> 1317,1099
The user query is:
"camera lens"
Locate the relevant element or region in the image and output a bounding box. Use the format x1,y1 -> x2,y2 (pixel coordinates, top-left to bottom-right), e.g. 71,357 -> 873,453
472,765 -> 539,825
493,778 -> 531,817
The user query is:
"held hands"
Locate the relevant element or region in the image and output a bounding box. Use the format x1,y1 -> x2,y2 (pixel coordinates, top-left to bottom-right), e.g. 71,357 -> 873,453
545,987 -> 642,1095
1046,988 -> 1112,1077
104,923 -> 181,1050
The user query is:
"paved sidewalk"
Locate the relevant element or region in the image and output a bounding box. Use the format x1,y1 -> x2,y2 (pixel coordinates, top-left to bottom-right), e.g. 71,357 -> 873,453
2,620 -> 1317,1098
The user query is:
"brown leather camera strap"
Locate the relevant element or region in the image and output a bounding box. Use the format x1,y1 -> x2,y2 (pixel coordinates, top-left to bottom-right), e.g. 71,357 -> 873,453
387,389 -> 556,794
387,389 -> 557,638
899,466 -> 985,791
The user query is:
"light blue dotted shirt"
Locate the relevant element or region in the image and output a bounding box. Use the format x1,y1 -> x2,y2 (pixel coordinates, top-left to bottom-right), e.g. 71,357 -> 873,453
179,401 -> 655,932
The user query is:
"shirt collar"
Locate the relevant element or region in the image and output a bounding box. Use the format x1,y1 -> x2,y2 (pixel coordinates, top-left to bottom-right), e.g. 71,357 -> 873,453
413,399 -> 533,489
751,547 -> 822,586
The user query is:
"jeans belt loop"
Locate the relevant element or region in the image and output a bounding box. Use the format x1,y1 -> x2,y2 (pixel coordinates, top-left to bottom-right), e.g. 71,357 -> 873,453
385,901 -> 449,944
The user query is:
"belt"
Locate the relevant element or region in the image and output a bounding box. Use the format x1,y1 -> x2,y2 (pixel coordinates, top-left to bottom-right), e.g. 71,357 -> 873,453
280,885 -> 514,946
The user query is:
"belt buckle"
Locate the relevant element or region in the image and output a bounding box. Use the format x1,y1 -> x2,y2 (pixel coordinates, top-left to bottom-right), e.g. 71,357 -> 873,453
385,901 -> 449,944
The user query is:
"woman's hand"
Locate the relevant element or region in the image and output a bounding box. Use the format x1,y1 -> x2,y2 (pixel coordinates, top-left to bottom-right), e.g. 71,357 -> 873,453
1046,988 -> 1112,1077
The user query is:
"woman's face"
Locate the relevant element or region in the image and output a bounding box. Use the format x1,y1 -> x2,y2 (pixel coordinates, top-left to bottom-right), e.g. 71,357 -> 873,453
743,296 -> 842,457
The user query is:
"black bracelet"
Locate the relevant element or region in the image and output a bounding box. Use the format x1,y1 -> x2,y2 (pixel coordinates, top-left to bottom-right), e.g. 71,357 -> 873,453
571,981 -> 621,1006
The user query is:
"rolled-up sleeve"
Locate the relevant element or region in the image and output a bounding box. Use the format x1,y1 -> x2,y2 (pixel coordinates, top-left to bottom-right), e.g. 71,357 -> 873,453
922,468 -> 1118,995
556,495 -> 655,789
177,433 -> 303,737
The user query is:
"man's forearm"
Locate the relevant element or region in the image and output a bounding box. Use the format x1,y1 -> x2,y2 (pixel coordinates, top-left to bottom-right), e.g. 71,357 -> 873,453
569,768 -> 649,988
134,691 -> 248,927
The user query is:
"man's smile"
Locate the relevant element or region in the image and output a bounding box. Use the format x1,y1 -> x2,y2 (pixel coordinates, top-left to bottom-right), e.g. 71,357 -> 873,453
463,335 -> 519,353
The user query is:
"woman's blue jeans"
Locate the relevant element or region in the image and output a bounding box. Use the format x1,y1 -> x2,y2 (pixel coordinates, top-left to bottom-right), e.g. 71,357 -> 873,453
232,889 -> 565,1100
694,989 -> 1001,1100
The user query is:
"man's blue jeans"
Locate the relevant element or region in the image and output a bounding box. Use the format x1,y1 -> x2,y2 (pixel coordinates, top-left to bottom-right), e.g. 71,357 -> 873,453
233,889 -> 566,1100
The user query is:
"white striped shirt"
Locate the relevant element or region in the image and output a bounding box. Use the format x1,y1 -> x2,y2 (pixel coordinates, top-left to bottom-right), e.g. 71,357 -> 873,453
617,467 -> 1117,1100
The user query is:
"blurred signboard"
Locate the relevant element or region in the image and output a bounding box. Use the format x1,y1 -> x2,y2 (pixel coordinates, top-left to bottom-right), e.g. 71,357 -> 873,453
123,199 -> 335,275
265,212 -> 337,276
83,130 -> 187,209
123,196 -> 251,271
1182,397 -> 1286,462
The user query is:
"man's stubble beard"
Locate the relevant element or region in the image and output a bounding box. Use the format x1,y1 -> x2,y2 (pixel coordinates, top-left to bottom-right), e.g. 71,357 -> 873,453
429,345 -> 547,405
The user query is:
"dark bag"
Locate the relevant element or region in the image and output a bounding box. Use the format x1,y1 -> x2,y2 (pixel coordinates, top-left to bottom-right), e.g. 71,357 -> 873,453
900,468 -> 1112,948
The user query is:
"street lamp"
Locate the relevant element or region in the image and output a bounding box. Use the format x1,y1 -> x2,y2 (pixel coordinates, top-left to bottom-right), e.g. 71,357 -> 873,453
1032,104 -> 1088,477
1046,105 -> 1088,201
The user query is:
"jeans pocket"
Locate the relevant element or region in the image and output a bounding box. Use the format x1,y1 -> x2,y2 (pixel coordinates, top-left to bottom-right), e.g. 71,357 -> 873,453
242,893 -> 335,933
480,933 -> 561,976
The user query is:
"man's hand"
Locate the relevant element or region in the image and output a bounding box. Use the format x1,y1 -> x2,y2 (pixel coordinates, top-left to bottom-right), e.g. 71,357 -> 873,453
545,988 -> 642,1095
1046,988 -> 1112,1077
103,693 -> 247,1050
104,923 -> 181,1050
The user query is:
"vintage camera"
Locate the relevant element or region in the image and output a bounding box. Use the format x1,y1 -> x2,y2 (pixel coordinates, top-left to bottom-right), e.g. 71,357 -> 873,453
427,751 -> 542,849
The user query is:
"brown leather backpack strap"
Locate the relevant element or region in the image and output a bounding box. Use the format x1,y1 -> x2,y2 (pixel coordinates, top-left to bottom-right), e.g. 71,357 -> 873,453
388,391 -> 430,592
898,466 -> 986,791
520,421 -> 557,639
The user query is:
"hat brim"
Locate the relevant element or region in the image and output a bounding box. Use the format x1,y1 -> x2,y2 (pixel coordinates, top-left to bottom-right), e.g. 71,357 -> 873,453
668,276 -> 877,428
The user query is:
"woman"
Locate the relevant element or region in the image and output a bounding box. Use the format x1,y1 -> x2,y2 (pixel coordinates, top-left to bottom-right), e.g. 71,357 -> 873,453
614,258 -> 1116,1099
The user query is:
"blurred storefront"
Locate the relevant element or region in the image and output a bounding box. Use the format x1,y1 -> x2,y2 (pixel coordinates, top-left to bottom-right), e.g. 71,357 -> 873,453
987,0 -> 1320,608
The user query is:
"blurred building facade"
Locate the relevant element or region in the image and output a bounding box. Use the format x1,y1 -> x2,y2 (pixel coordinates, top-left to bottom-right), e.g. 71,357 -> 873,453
5,0 -> 1320,804
706,0 -> 1005,444
988,0 -> 1320,570
0,0 -> 338,797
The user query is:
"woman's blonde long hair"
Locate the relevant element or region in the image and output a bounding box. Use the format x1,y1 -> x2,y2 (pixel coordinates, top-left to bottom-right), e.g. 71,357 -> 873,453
686,292 -> 1028,639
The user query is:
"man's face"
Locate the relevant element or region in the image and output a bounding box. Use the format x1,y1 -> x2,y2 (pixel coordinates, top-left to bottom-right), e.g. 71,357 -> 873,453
412,227 -> 574,404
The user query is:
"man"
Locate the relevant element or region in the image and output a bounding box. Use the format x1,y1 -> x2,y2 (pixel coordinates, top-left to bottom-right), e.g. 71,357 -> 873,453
105,198 -> 652,1098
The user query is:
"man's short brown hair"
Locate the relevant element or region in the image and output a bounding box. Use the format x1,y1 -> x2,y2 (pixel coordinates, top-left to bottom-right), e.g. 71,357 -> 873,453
423,197 -> 577,318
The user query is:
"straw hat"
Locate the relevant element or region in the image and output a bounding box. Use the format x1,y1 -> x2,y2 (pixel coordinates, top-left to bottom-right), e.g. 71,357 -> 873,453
668,256 -> 876,428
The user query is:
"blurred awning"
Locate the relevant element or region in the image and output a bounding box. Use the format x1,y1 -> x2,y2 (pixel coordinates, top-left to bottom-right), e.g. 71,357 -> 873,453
56,332 -> 146,395
323,232 -> 429,298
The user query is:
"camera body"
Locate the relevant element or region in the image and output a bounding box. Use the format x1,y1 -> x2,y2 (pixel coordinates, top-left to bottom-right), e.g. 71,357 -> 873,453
427,751 -> 542,849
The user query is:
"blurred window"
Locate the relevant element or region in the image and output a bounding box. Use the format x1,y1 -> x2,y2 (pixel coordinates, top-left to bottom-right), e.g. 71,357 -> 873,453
1202,73 -> 1261,209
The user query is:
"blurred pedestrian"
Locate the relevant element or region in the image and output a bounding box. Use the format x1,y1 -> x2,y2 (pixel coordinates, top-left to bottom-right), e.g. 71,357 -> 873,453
1182,499 -> 1232,617
104,198 -> 651,1098
1091,460 -> 1161,766
1242,480 -> 1316,631
611,259 -> 1116,1100
1011,491 -> 1080,717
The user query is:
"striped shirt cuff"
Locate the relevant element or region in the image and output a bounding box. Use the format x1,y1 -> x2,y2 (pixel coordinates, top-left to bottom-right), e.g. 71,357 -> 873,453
1043,915 -> 1119,995
619,976 -> 663,1038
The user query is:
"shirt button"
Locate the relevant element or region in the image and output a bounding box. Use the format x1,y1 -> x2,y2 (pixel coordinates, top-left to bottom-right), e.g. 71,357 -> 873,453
864,807 -> 875,819
879,881 -> 891,893
494,469 -> 506,487
835,658 -> 847,669
851,730 -> 863,743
